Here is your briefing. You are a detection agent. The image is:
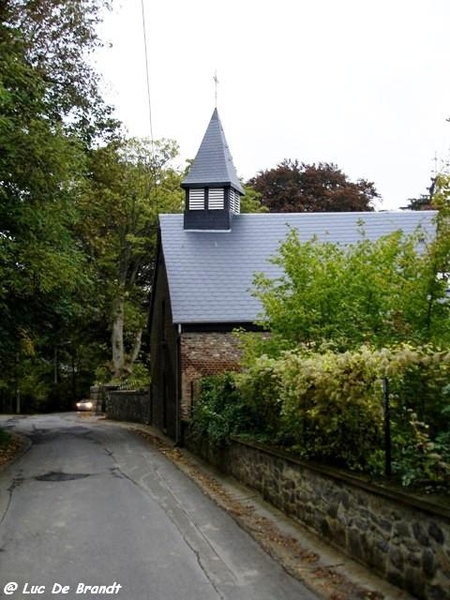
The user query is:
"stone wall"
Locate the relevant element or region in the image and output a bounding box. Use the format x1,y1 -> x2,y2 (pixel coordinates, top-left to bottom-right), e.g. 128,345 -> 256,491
180,332 -> 242,420
189,437 -> 450,600
103,388 -> 151,425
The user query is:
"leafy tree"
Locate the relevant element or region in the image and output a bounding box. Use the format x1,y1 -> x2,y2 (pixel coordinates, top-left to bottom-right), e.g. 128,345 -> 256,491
240,185 -> 267,213
0,0 -> 116,140
1,15 -> 88,349
78,138 -> 184,380
247,159 -> 379,213
250,223 -> 449,354
0,0 -> 117,408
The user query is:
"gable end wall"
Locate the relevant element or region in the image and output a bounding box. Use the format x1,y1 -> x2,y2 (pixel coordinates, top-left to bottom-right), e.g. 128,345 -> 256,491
149,250 -> 178,439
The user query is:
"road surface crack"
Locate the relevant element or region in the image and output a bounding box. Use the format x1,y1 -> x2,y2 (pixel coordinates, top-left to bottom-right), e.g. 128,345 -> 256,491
0,472 -> 24,529
100,436 -> 233,597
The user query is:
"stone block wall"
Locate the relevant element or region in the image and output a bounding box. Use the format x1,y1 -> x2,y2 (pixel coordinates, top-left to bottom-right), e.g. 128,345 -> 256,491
104,389 -> 151,425
180,332 -> 242,420
90,385 -> 118,413
190,437 -> 450,600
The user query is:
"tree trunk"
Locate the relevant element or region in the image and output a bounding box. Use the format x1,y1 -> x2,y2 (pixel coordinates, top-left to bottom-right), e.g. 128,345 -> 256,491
130,328 -> 142,365
111,295 -> 143,379
111,295 -> 125,379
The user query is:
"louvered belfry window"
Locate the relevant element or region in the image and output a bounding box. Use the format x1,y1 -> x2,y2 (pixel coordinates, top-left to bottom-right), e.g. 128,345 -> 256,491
208,188 -> 224,210
229,188 -> 240,214
188,189 -> 205,210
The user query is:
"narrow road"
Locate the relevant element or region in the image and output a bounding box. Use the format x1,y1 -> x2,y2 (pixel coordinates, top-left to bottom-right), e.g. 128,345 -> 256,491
0,413 -> 318,600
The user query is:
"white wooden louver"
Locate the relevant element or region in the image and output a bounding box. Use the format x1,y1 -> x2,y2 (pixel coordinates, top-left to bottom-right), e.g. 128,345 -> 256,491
189,189 -> 205,210
229,188 -> 240,214
208,188 -> 224,210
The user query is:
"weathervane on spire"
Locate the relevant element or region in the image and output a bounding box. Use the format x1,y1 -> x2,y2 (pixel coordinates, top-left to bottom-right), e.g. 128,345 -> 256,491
213,70 -> 219,108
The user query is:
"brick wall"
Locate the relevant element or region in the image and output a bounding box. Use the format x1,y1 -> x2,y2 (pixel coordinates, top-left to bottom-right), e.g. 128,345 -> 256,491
180,332 -> 242,420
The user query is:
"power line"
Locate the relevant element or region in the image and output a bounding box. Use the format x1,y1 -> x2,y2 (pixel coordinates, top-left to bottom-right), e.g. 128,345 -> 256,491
140,0 -> 160,215
140,0 -> 154,153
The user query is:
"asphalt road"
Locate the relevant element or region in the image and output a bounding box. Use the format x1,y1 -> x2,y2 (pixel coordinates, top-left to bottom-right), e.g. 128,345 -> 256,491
0,413 -> 318,600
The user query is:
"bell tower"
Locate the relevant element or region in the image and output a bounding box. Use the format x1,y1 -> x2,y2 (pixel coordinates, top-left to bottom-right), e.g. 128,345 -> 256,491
181,109 -> 244,231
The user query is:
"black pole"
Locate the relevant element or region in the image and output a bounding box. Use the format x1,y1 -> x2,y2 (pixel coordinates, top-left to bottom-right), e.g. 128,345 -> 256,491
15,353 -> 21,414
383,377 -> 392,478
71,352 -> 76,403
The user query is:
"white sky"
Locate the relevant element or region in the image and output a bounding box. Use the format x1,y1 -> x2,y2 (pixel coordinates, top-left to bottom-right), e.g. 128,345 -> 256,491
94,0 -> 450,210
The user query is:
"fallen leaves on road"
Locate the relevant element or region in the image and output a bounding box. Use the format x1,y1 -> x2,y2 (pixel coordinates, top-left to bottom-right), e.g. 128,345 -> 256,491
130,427 -> 386,600
0,432 -> 26,468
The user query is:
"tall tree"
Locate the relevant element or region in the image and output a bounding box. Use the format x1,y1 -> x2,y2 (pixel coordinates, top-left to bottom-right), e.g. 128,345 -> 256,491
78,138 -> 184,380
0,0 -> 115,140
247,159 -> 379,212
0,0 -> 116,407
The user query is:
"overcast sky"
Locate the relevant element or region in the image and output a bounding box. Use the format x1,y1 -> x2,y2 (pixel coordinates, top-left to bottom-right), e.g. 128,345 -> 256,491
94,0 -> 450,210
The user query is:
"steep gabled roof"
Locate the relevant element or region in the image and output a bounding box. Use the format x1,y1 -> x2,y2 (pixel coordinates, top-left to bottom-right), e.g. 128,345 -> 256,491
159,211 -> 437,325
181,108 -> 244,194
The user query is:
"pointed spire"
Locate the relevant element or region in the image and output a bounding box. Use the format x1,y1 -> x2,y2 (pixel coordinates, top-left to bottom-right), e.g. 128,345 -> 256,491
182,109 -> 244,194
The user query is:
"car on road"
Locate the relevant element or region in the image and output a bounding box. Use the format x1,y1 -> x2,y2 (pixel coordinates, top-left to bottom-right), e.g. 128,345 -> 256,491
76,399 -> 95,411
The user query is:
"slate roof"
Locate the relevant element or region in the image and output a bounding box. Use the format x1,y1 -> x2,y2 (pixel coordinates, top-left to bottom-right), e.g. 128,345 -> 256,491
160,211 -> 438,325
181,109 -> 245,194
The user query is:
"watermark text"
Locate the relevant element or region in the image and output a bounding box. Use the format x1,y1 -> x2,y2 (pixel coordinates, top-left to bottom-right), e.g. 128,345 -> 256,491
3,582 -> 122,596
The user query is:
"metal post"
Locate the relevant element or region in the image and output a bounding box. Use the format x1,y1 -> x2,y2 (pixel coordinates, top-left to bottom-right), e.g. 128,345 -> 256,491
71,352 -> 76,402
15,352 -> 20,414
54,346 -> 58,384
383,377 -> 392,478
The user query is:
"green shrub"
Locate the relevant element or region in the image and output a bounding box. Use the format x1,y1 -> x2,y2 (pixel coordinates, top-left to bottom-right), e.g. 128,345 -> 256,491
235,354 -> 284,438
392,411 -> 450,490
188,373 -> 258,447
189,345 -> 450,490
238,347 -> 385,469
